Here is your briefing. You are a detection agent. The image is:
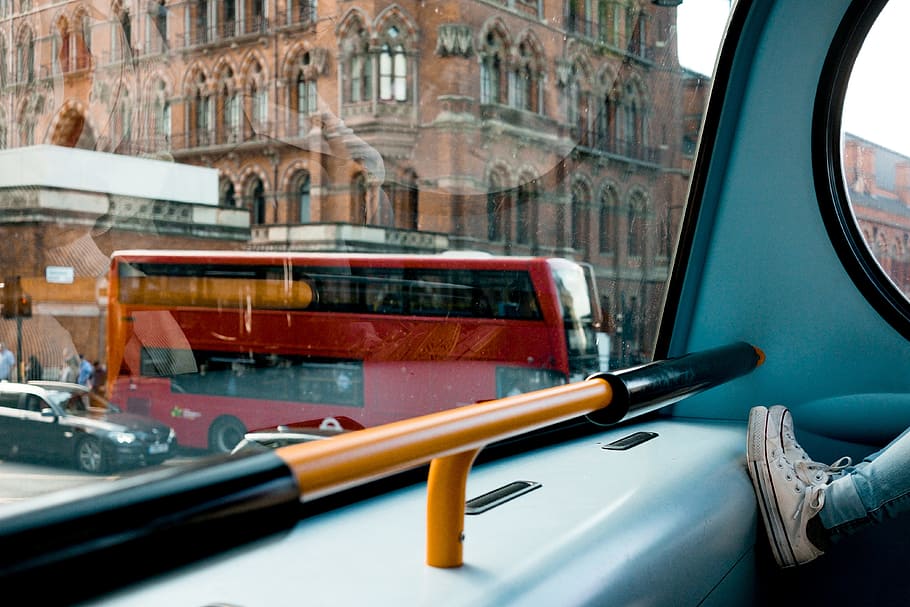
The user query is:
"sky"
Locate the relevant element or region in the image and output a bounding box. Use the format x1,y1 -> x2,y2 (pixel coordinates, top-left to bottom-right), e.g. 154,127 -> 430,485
676,0 -> 731,76
676,1 -> 910,156
840,2 -> 910,155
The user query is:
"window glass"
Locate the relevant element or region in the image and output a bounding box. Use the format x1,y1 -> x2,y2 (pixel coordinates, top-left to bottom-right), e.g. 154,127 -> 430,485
841,2 -> 910,297
0,0 -> 729,499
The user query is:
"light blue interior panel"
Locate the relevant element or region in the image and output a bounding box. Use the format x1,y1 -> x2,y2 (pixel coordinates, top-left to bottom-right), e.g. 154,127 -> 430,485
666,1 -> 910,445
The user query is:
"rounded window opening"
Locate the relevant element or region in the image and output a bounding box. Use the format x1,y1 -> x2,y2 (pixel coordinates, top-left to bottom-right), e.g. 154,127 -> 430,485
841,1 -> 910,301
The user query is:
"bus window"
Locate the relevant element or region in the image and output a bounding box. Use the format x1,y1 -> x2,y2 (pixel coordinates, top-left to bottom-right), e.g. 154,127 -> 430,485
157,351 -> 365,408
841,2 -> 910,311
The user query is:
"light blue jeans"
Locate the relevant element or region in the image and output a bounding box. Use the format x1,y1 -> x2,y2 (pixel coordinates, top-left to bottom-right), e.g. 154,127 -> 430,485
819,426 -> 910,538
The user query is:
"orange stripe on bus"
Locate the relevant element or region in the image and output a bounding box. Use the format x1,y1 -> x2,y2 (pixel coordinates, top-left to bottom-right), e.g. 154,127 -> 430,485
118,276 -> 315,309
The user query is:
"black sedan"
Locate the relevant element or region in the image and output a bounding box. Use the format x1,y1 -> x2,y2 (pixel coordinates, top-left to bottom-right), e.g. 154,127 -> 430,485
0,382 -> 176,473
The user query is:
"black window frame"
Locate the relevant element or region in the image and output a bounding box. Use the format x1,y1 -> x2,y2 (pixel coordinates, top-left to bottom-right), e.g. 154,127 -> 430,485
812,0 -> 910,340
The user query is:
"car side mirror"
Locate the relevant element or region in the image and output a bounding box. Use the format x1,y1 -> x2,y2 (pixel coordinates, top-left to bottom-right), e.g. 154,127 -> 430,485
40,408 -> 57,419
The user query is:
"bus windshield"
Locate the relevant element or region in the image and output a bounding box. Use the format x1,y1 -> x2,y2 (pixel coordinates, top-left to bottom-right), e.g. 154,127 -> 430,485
548,259 -> 600,380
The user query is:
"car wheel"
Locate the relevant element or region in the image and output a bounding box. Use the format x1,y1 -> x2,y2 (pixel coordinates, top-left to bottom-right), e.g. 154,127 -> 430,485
75,436 -> 106,474
208,416 -> 246,453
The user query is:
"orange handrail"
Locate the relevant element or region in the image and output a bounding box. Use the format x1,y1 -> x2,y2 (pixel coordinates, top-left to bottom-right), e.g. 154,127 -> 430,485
278,379 -> 611,498
0,343 -> 761,592
273,342 -> 764,568
275,378 -> 612,567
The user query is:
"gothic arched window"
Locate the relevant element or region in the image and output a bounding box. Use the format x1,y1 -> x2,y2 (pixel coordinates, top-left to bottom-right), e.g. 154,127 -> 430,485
379,26 -> 407,101
480,30 -> 506,105
599,186 -> 618,254
249,177 -> 267,225
352,172 -> 368,225
293,171 -> 311,223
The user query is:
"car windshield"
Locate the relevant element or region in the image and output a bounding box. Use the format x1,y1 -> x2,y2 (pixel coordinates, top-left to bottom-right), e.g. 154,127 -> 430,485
43,390 -> 75,411
0,1 -> 730,499
47,389 -> 114,414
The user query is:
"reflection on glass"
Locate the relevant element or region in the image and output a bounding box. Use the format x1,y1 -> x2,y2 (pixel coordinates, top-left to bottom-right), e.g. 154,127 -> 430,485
0,0 -> 728,498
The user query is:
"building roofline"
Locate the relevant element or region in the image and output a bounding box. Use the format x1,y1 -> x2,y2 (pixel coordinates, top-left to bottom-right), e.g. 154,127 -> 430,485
0,146 -> 218,206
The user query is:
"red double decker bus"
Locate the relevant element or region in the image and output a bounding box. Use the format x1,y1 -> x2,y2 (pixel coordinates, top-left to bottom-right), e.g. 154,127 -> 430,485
106,251 -> 603,451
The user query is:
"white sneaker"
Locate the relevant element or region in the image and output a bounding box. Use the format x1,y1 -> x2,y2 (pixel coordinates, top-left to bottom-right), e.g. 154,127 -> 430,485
747,405 -> 830,567
773,405 -> 813,464
771,405 -> 851,485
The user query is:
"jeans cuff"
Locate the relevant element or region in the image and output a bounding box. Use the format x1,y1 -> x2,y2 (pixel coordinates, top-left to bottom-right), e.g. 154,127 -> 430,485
819,474 -> 867,530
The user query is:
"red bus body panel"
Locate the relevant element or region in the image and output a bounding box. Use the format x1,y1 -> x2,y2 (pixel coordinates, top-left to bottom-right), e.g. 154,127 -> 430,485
107,252 -> 577,450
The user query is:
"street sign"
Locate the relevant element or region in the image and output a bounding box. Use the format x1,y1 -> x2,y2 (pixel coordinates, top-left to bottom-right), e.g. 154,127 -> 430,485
46,266 -> 75,284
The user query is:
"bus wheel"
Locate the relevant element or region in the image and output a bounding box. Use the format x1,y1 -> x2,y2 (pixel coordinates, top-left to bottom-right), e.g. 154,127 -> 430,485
208,416 -> 246,453
75,436 -> 107,474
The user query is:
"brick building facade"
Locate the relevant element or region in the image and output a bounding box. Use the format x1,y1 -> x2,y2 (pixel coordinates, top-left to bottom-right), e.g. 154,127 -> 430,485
844,134 -> 910,294
0,0 -> 691,366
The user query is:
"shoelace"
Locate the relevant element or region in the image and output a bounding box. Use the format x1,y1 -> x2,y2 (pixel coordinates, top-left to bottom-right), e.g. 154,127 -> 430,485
790,456 -> 851,523
794,482 -> 827,529
794,455 -> 852,486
